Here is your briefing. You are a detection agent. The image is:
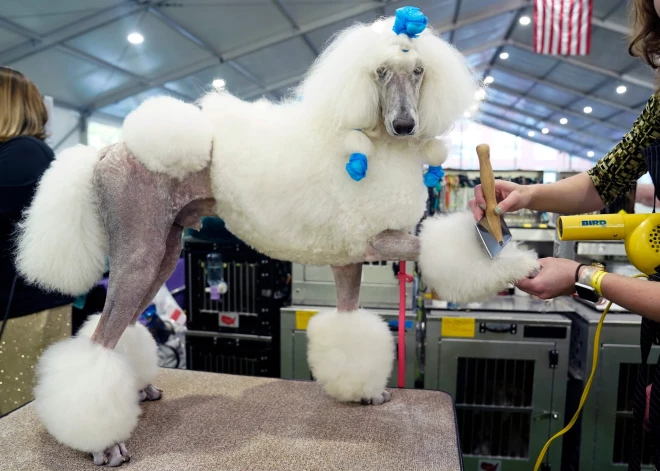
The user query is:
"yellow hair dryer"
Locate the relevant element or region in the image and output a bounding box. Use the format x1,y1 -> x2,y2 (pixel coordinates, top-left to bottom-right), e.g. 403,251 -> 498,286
556,212 -> 660,275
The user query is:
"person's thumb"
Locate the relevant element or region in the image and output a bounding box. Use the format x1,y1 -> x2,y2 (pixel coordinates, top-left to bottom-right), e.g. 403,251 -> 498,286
493,191 -> 521,215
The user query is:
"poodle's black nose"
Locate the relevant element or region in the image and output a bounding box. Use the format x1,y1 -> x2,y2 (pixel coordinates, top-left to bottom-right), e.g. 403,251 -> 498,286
393,118 -> 415,135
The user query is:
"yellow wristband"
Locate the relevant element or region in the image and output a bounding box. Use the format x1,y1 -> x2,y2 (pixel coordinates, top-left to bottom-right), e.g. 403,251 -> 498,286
590,270 -> 607,296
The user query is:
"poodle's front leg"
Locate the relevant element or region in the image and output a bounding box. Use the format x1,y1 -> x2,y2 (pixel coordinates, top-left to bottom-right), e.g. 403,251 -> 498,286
307,263 -> 394,405
365,230 -> 420,262
331,264 -> 362,311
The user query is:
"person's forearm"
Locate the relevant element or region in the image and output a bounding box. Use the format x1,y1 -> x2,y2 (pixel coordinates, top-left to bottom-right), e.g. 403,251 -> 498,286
600,273 -> 660,322
527,172 -> 605,215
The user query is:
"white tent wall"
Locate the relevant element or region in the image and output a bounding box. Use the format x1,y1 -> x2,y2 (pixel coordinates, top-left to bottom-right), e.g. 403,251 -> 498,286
46,105 -> 83,152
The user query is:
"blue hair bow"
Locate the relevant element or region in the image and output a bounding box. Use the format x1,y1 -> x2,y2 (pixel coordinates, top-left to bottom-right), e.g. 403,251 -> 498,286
393,6 -> 428,38
346,153 -> 368,181
424,165 -> 444,188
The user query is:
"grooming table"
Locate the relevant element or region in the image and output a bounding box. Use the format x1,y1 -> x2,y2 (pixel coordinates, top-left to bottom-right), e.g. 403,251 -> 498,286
0,369 -> 462,470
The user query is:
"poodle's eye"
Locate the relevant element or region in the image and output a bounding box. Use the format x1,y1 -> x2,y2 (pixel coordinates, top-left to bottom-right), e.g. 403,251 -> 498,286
376,67 -> 388,79
413,66 -> 424,76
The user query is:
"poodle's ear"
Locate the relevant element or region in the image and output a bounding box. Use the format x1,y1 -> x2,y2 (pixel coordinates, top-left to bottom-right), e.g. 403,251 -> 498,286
296,24 -> 382,131
415,30 -> 479,138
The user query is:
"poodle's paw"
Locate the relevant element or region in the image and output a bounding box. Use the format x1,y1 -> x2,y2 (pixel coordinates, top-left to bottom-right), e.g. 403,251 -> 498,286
139,384 -> 162,402
418,211 -> 539,303
361,390 -> 392,406
34,337 -> 140,455
92,442 -> 130,467
307,310 -> 394,403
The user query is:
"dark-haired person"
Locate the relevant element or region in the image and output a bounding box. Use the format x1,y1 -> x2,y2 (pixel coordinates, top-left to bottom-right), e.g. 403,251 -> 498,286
0,67 -> 73,416
469,1 -> 660,467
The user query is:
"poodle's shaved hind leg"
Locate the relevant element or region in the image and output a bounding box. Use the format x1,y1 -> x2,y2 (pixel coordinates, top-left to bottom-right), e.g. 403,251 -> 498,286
364,230 -> 420,262
132,224 -> 185,402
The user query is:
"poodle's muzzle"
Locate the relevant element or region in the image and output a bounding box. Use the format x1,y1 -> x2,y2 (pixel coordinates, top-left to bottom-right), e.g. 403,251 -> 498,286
382,71 -> 420,138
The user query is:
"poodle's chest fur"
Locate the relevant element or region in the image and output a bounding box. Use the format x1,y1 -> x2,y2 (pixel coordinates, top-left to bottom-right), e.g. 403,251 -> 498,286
204,104 -> 428,265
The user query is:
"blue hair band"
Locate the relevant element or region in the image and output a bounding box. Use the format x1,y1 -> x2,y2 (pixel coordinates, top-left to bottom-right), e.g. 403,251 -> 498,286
346,153 -> 368,181
424,165 -> 444,188
393,6 -> 428,39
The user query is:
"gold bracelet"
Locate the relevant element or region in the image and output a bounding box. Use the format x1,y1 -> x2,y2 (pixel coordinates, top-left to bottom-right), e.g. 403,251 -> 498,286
590,270 -> 607,296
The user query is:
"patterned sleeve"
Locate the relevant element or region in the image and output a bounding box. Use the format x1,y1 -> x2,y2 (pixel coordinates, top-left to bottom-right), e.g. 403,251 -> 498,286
587,94 -> 660,206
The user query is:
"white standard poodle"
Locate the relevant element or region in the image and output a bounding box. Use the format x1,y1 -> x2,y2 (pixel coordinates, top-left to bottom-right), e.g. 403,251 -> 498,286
15,7 -> 538,467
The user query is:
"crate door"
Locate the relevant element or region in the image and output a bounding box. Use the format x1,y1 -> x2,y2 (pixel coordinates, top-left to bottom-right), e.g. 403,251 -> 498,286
594,344 -> 660,471
438,339 -> 559,470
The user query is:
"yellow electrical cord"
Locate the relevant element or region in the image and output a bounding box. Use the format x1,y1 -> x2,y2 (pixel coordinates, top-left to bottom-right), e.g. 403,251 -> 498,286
533,273 -> 649,471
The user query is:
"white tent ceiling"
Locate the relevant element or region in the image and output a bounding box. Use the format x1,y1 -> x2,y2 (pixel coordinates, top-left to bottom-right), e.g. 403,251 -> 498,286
0,0 -> 652,159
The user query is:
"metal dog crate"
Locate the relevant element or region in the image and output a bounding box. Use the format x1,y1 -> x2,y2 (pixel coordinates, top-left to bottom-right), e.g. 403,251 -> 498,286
280,305 -> 417,389
292,262 -> 414,310
424,297 -> 572,471
562,298 -> 660,471
183,223 -> 291,378
186,331 -> 276,377
185,237 -> 291,336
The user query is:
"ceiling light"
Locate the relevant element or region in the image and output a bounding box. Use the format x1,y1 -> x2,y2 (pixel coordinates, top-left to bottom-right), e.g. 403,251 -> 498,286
560,117 -> 568,125
587,151 -> 595,158
475,89 -> 486,100
541,127 -> 549,134
616,85 -> 627,94
499,52 -> 509,60
212,79 -> 226,89
519,16 -> 531,26
127,32 -> 144,45
484,76 -> 494,84
528,131 -> 535,137
583,106 -> 592,114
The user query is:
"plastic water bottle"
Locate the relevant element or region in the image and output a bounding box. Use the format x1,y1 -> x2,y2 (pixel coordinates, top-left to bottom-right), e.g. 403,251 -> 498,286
206,253 -> 227,300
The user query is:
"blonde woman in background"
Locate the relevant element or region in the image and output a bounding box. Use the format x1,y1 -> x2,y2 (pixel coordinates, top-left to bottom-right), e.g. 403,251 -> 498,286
0,67 -> 73,416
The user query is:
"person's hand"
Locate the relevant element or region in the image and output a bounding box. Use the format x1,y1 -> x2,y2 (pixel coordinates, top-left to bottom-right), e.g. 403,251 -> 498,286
636,183 -> 659,207
468,180 -> 532,220
516,258 -> 581,299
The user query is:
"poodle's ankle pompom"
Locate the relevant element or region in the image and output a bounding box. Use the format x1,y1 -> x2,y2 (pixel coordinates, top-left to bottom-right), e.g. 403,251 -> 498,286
122,96 -> 212,180
307,310 -> 394,402
418,211 -> 539,303
34,337 -> 140,453
77,314 -> 158,390
122,322 -> 159,390
344,129 -> 374,157
420,138 -> 448,166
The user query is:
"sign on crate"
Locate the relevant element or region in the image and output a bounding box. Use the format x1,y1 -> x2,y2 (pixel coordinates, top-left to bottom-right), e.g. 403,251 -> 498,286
219,312 -> 240,328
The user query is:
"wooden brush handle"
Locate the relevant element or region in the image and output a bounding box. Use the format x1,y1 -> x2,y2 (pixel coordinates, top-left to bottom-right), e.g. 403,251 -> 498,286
476,144 -> 503,243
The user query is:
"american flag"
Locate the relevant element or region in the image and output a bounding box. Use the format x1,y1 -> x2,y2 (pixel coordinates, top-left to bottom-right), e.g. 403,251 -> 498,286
534,0 -> 593,56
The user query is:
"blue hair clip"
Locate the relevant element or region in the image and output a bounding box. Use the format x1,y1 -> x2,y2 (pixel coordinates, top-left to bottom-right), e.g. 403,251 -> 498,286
346,153 -> 368,181
424,165 -> 444,188
393,6 -> 428,39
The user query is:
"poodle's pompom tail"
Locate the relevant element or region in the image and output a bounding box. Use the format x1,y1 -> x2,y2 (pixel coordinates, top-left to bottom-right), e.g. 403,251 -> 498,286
78,314 -> 159,390
122,96 -> 213,180
307,310 -> 394,402
15,145 -> 108,296
34,337 -> 141,453
418,212 -> 540,303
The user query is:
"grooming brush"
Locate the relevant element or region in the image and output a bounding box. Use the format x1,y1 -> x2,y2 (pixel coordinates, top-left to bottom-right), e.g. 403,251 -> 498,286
475,144 -> 512,258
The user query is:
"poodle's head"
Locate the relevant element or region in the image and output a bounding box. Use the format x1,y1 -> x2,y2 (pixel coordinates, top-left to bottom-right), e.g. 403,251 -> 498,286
296,10 -> 480,140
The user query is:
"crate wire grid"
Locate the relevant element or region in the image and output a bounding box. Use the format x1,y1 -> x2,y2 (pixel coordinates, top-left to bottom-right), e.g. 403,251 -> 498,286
613,363 -> 656,466
456,358 -> 534,458
200,260 -> 258,317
